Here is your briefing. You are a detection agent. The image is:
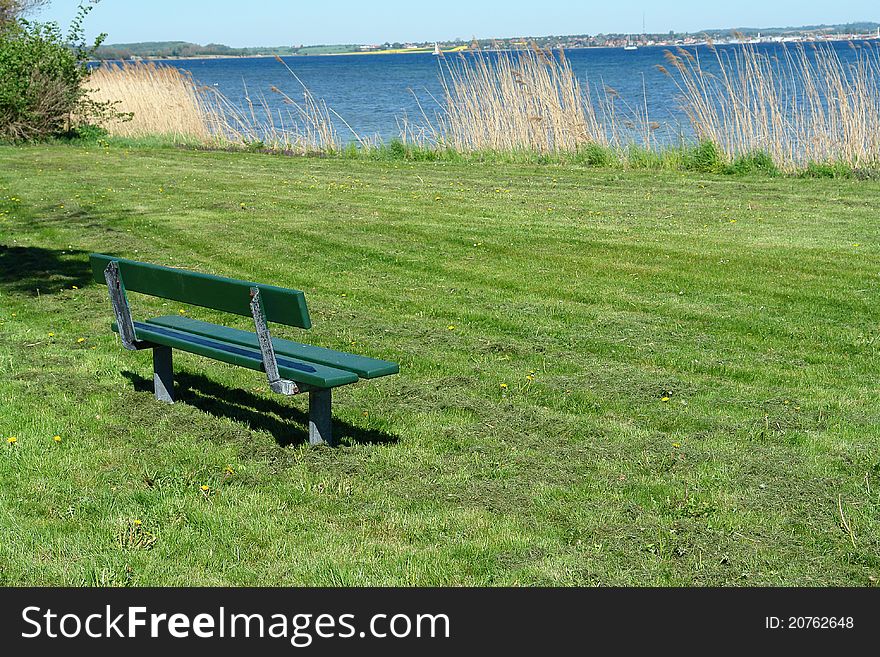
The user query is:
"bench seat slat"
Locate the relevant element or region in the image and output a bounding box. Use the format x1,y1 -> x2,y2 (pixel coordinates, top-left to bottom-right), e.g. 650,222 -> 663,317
146,316 -> 400,379
113,322 -> 359,388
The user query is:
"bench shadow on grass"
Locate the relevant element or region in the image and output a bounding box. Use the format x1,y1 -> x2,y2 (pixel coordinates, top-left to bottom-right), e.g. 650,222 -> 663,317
122,370 -> 399,447
0,245 -> 93,295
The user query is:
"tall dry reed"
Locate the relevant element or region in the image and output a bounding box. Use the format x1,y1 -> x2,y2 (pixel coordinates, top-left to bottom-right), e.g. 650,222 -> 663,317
86,62 -> 215,141
86,59 -> 356,152
411,46 -> 653,153
660,41 -> 880,170
202,55 -> 354,152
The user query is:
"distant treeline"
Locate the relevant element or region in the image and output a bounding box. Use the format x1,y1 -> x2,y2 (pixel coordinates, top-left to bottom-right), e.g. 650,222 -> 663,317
94,21 -> 880,60
93,41 -> 308,60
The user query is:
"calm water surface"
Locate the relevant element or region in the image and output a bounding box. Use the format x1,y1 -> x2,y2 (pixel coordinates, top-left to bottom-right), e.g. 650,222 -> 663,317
142,42 -> 874,145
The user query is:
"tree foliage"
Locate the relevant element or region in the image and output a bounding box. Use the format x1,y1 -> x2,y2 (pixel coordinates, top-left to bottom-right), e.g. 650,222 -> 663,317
0,1 -> 120,141
0,0 -> 50,24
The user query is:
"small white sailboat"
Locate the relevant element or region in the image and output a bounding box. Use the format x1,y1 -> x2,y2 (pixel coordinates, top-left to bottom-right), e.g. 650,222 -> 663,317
432,42 -> 443,56
624,13 -> 643,50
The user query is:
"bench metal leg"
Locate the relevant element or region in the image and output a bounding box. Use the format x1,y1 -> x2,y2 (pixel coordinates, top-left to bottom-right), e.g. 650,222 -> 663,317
308,388 -> 333,446
153,346 -> 174,403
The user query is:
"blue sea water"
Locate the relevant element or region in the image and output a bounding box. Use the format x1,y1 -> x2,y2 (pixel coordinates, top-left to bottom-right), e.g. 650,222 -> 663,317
142,41 -> 874,145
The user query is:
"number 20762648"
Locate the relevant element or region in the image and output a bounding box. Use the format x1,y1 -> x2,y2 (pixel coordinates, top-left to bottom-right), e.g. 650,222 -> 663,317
765,617 -> 854,630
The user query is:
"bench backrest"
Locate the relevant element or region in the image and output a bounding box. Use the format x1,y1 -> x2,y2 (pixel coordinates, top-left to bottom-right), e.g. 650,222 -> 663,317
89,254 -> 312,329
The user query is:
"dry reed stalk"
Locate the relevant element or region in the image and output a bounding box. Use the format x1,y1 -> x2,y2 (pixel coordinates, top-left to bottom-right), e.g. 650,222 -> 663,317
86,62 -> 215,141
85,60 -> 357,153
660,42 -> 880,170
415,46 -> 639,153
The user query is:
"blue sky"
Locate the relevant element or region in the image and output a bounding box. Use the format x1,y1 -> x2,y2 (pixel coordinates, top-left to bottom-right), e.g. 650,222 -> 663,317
36,0 -> 878,47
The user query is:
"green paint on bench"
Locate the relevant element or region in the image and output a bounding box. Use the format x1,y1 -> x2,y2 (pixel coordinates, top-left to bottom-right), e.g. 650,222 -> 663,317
90,253 -> 311,329
112,321 -> 359,388
146,315 -> 400,379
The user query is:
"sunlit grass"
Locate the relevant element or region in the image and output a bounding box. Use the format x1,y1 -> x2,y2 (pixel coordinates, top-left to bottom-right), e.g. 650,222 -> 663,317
1,141 -> 879,585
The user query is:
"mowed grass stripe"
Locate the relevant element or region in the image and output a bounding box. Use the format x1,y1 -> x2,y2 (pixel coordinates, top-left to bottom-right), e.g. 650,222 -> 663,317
1,142 -> 879,585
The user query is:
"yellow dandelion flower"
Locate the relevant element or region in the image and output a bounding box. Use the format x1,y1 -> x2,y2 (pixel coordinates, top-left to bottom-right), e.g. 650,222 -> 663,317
133,519 -> 143,526
53,435 -> 61,443
225,466 -> 235,475
71,286 -> 79,290
48,332 -> 55,337
7,437 -> 17,444
661,397 -> 670,402
447,325 -> 456,331
77,337 -> 86,344
672,442 -> 681,448
500,383 -> 508,389
526,375 -> 535,382
200,485 -> 210,492
178,308 -> 187,315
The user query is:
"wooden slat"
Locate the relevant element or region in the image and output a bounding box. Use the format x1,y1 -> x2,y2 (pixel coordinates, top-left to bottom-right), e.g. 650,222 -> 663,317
147,315 -> 400,379
90,254 -> 311,329
113,322 -> 358,388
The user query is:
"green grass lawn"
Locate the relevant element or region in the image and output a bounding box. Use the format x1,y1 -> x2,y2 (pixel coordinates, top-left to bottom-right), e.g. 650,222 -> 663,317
1,142 -> 879,586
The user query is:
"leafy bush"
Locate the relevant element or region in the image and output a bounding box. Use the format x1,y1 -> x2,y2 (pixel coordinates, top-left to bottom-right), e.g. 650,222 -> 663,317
386,139 -> 409,159
800,162 -> 855,179
0,2 -> 112,141
726,151 -> 779,176
56,121 -> 107,142
681,141 -> 723,173
625,145 -> 664,169
577,142 -> 615,167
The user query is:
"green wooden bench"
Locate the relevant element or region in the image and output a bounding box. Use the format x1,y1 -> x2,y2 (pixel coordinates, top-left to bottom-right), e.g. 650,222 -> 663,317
89,254 -> 399,446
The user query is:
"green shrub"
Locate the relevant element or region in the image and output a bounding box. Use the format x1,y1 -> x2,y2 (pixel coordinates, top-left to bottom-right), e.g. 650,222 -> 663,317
726,151 -> 779,176
626,145 -> 664,169
576,142 -> 616,167
387,139 -> 408,159
56,121 -> 108,142
800,162 -> 854,179
851,166 -> 880,181
681,141 -> 723,173
0,3 -> 108,141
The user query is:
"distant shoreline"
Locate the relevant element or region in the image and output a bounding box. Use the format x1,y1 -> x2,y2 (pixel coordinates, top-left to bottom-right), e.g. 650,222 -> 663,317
93,47 -> 464,62
92,35 -> 880,63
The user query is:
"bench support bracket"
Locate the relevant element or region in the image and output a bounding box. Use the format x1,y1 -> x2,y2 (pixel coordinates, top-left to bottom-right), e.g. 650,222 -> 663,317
250,287 -> 333,445
153,345 -> 174,403
105,260 -> 173,401
309,388 -> 333,446
249,287 -> 301,396
104,261 -> 146,351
